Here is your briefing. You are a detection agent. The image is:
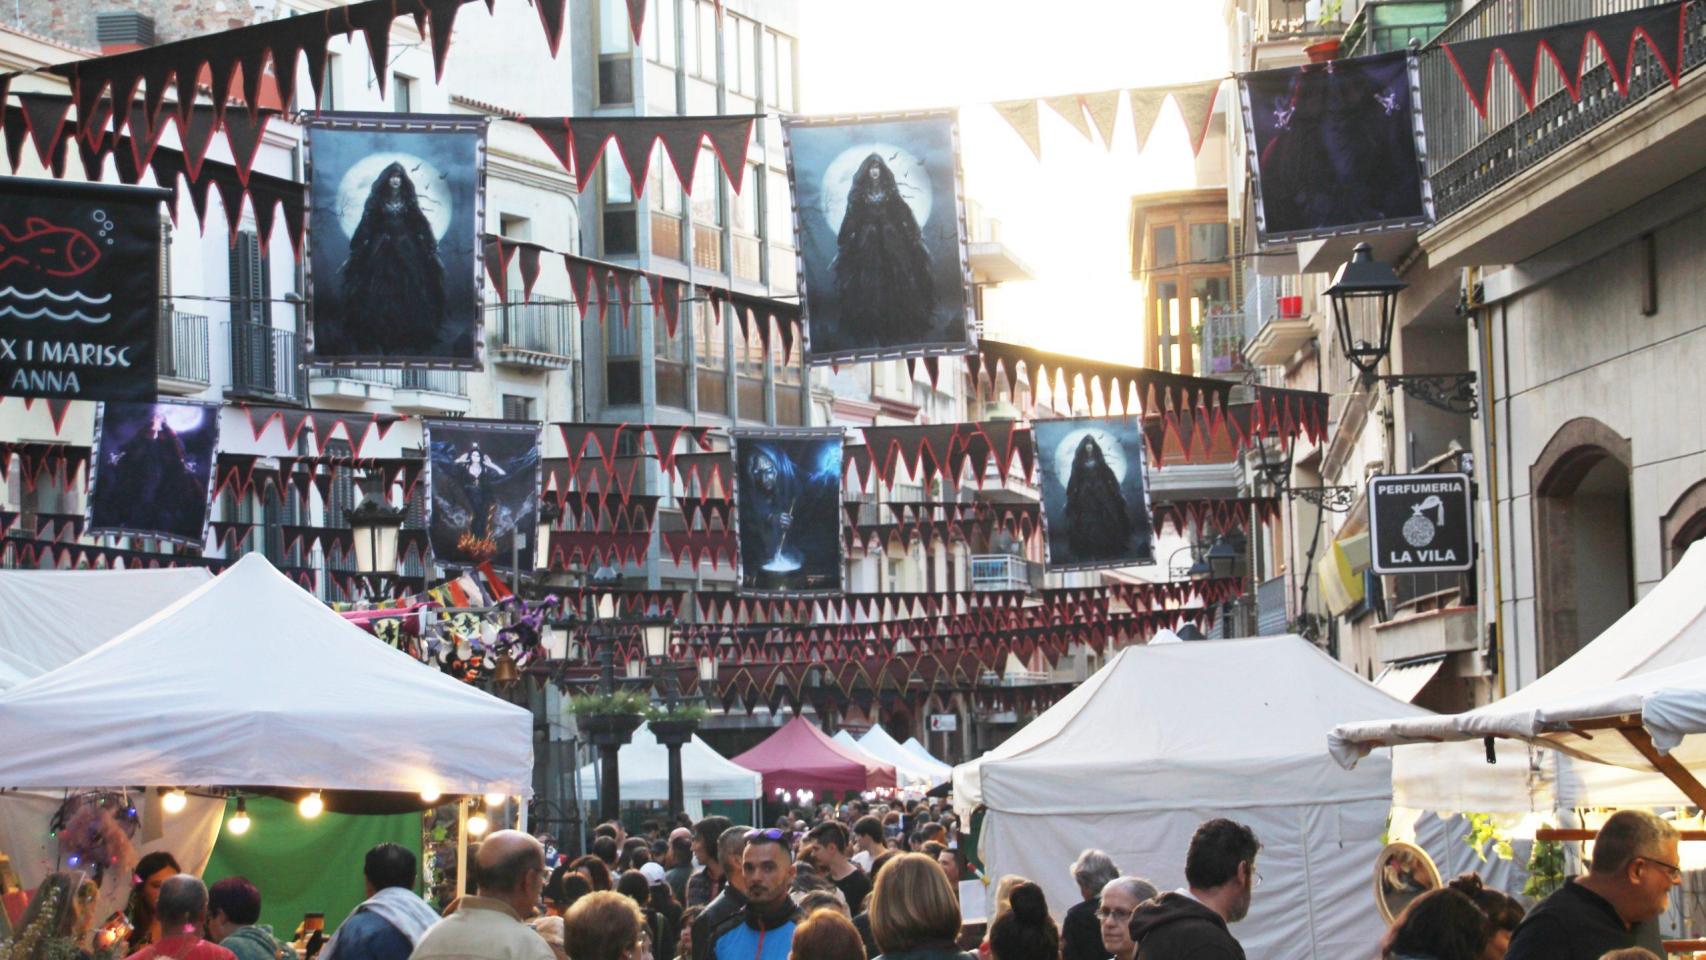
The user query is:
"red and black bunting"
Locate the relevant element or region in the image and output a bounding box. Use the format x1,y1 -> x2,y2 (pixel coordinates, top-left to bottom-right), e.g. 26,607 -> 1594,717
238,405 -> 402,456
8,397 -> 77,435
1140,388 -> 1330,464
482,235 -> 517,300
544,531 -> 651,571
1442,1 -> 1689,117
543,455 -> 644,506
279,524 -> 355,560
0,511 -> 85,543
1149,497 -> 1282,535
553,588 -> 686,618
1,539 -> 224,572
968,339 -> 1233,420
553,422 -> 715,478
845,423 -> 1036,492
15,93 -> 71,168
555,491 -> 662,527
845,521 -> 962,553
863,424 -> 961,488
677,496 -> 734,528
208,521 -> 255,552
522,114 -> 755,195
705,288 -> 801,365
0,442 -> 88,493
661,529 -> 738,569
667,453 -> 735,499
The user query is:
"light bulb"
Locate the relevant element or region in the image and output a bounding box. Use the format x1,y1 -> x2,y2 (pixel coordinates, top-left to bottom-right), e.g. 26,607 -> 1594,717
484,792 -> 507,807
466,813 -> 489,836
227,799 -> 251,835
162,789 -> 188,814
298,792 -> 324,819
419,788 -> 442,804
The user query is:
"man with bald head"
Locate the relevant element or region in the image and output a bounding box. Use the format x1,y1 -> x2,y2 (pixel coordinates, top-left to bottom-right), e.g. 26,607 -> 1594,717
123,876 -> 238,960
410,831 -> 554,960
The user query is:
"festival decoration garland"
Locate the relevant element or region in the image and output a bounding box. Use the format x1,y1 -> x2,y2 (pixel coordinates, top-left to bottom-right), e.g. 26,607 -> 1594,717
520,114 -> 755,194
993,78 -> 1222,160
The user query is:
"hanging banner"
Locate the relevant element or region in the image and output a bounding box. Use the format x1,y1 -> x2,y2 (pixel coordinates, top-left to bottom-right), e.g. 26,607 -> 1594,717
306,113 -> 487,367
782,111 -> 975,366
424,418 -> 541,571
87,399 -> 221,546
1240,51 -> 1433,246
0,178 -> 169,401
1368,473 -> 1473,575
734,428 -> 844,596
1033,416 -> 1155,572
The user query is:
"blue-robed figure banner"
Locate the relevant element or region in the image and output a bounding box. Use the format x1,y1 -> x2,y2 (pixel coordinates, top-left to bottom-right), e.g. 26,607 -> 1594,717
734,429 -> 844,596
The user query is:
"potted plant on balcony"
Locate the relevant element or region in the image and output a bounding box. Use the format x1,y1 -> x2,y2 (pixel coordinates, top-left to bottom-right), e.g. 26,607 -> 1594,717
568,691 -> 648,747
645,702 -> 709,746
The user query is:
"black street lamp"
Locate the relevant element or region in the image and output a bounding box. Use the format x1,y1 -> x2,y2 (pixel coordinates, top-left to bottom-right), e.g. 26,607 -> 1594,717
637,618 -> 697,826
348,494 -> 406,594
1326,243 -> 1479,417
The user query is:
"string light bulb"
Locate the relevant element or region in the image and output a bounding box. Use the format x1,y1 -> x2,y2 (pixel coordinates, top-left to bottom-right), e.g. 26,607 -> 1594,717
227,798 -> 251,835
299,792 -> 324,819
420,788 -> 442,804
466,802 -> 490,837
162,789 -> 188,814
484,792 -> 506,808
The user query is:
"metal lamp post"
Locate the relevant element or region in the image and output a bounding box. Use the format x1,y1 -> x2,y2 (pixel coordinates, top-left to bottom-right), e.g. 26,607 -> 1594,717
581,592 -> 644,825
637,617 -> 693,826
348,495 -> 406,595
1327,243 -> 1478,416
535,499 -> 561,573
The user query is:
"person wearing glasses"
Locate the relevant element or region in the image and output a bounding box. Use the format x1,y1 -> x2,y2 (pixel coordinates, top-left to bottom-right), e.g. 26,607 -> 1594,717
1503,810 -> 1678,960
1061,850 -> 1120,960
1093,877 -> 1158,960
702,829 -> 802,960
1126,819 -> 1260,960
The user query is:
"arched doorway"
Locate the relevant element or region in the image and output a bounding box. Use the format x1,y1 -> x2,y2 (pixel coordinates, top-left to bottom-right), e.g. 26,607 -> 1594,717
1531,418 -> 1634,674
1661,479 -> 1706,572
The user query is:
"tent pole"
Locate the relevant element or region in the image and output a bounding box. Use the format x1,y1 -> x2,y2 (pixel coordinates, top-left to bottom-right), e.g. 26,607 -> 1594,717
456,798 -> 469,900
518,797 -> 528,833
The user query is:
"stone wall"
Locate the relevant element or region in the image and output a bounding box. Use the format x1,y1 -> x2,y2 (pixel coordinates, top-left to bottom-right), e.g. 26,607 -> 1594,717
13,0 -> 255,50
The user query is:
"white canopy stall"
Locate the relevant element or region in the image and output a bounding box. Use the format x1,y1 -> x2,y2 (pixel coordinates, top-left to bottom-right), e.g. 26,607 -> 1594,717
858,725 -> 950,786
901,737 -> 953,778
833,729 -> 933,791
575,723 -> 762,820
953,635 -> 1429,960
0,567 -> 212,689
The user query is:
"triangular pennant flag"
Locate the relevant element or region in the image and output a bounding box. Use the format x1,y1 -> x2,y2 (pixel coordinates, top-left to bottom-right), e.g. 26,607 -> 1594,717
423,0 -> 464,81
657,120 -> 707,190
518,244 -> 542,301
17,93 -> 71,167
992,99 -> 1042,160
1496,42 -> 1544,109
1127,86 -> 1169,150
625,0 -> 649,43
611,125 -> 659,190
1442,37 -> 1508,117
1172,80 -> 1221,156
346,2 -> 397,97
533,0 -> 569,56
1083,89 -> 1121,148
565,255 -> 592,316
483,235 -> 514,300
1043,95 -> 1093,142
525,117 -> 574,174
220,108 -> 273,185
569,119 -> 617,192
704,117 -> 754,193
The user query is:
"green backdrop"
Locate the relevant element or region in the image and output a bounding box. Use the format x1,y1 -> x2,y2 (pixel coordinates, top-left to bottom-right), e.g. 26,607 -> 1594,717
202,798 -> 423,937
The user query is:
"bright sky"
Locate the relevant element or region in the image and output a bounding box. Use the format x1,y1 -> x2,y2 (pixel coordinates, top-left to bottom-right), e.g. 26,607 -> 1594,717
798,0 -> 1230,365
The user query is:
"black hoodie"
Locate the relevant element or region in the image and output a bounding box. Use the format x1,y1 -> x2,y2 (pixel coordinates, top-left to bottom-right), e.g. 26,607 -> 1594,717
1127,892 -> 1246,960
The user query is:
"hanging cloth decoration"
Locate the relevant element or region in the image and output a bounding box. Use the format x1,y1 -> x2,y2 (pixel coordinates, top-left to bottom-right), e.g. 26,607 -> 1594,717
968,338 -> 1232,424
1440,1 -> 1689,116
520,115 -> 755,195
993,79 -> 1223,160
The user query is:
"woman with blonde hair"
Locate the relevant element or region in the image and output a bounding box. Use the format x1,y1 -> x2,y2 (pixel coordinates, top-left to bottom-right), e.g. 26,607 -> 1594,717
564,891 -> 648,960
867,853 -> 973,960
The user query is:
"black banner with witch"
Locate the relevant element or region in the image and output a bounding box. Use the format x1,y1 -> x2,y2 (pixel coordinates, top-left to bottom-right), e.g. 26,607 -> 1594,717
1240,51 -> 1433,246
425,418 -> 540,571
306,113 -> 487,367
783,112 -> 975,366
1034,416 -> 1155,572
734,429 -> 844,595
87,399 -> 221,546
0,178 -> 170,401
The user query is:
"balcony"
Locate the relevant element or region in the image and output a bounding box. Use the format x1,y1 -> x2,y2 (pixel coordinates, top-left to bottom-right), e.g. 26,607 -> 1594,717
308,367 -> 470,415
1340,0 -> 1457,58
1421,0 -> 1706,264
1243,274 -> 1316,366
1251,0 -> 1343,42
225,320 -> 305,404
970,554 -> 1040,592
1201,311 -> 1250,377
157,310 -> 210,394
490,297 -> 576,370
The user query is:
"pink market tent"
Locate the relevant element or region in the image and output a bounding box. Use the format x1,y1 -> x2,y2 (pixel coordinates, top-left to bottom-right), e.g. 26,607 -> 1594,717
734,715 -> 897,796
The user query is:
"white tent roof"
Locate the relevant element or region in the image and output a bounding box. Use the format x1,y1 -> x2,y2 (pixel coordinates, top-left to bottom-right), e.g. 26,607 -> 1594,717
576,723 -> 762,802
832,729 -> 929,789
1331,540 -> 1706,809
857,725 -> 948,786
955,635 -> 1430,817
900,737 -> 952,776
0,567 -> 212,689
0,554 -> 533,796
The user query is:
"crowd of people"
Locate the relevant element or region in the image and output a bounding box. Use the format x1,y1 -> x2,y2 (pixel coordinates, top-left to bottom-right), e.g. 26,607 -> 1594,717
14,800 -> 1686,960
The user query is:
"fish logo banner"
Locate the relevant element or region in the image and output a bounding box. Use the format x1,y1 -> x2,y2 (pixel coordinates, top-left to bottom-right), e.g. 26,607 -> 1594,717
87,399 -> 221,546
424,418 -> 542,572
306,113 -> 488,368
0,177 -> 170,401
733,428 -> 845,596
1033,416 -> 1155,572
782,112 -> 975,366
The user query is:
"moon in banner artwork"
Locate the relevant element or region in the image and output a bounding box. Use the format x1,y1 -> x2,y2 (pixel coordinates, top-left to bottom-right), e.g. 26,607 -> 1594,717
334,152 -> 454,241
1052,426 -> 1129,486
820,143 -> 934,235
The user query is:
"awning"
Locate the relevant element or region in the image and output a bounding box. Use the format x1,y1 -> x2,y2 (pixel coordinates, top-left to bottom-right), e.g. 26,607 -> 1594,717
1373,656 -> 1445,704
1317,531 -> 1370,616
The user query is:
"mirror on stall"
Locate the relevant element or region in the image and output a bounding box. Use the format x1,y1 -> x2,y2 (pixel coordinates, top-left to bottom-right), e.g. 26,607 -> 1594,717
1374,840 -> 1441,923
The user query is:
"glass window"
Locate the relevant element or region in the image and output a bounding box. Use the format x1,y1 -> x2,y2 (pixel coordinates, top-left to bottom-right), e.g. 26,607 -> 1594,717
1192,276 -> 1232,314
696,303 -> 726,370
734,164 -> 760,236
600,0 -> 634,53
1151,226 -> 1177,268
607,313 -> 638,357
769,33 -> 794,111
655,301 -> 687,360
392,73 -> 412,113
724,16 -> 755,95
605,161 -> 634,205
1189,223 -> 1228,263
767,167 -> 794,246
696,1 -> 717,79
738,319 -> 765,377
647,0 -> 675,66
691,148 -> 722,225
648,144 -> 684,214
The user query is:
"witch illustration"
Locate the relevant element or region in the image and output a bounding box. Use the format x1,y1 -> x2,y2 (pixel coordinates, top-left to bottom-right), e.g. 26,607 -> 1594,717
339,161 -> 446,354
742,444 -> 802,574
833,153 -> 935,347
1062,435 -> 1133,561
96,409 -> 205,539
430,435 -> 539,565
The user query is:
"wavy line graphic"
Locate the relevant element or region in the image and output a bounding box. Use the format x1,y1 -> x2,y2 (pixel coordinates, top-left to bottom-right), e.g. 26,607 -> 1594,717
0,305 -> 111,324
0,286 -> 112,305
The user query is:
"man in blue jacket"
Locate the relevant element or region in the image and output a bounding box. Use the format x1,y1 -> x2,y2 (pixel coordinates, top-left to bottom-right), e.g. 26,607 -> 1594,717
709,829 -> 802,960
320,844 -> 440,960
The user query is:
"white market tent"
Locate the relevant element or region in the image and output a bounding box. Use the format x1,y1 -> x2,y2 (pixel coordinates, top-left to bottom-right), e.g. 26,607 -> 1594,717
900,736 -> 954,778
575,722 -> 762,818
0,553 -> 533,796
0,567 -> 212,689
833,729 -> 931,790
953,635 -> 1429,960
858,725 -> 949,786
1331,539 -> 1706,811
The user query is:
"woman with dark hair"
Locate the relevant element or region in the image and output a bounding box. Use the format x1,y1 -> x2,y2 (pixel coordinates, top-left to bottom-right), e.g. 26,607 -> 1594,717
125,852 -> 181,952
570,855 -> 612,893
1379,887 -> 1491,960
1446,873 -> 1524,960
987,882 -> 1057,960
337,161 -> 447,356
544,868 -> 591,917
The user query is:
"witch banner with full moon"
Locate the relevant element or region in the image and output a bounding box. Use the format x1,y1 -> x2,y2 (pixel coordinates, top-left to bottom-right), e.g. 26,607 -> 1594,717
87,399 -> 221,546
1033,416 -> 1155,572
733,429 -> 844,596
782,112 -> 975,365
306,113 -> 487,367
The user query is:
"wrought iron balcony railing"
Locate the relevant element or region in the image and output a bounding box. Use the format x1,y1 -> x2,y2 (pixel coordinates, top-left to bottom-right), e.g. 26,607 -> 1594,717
158,310 -> 210,385
226,320 -> 305,404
